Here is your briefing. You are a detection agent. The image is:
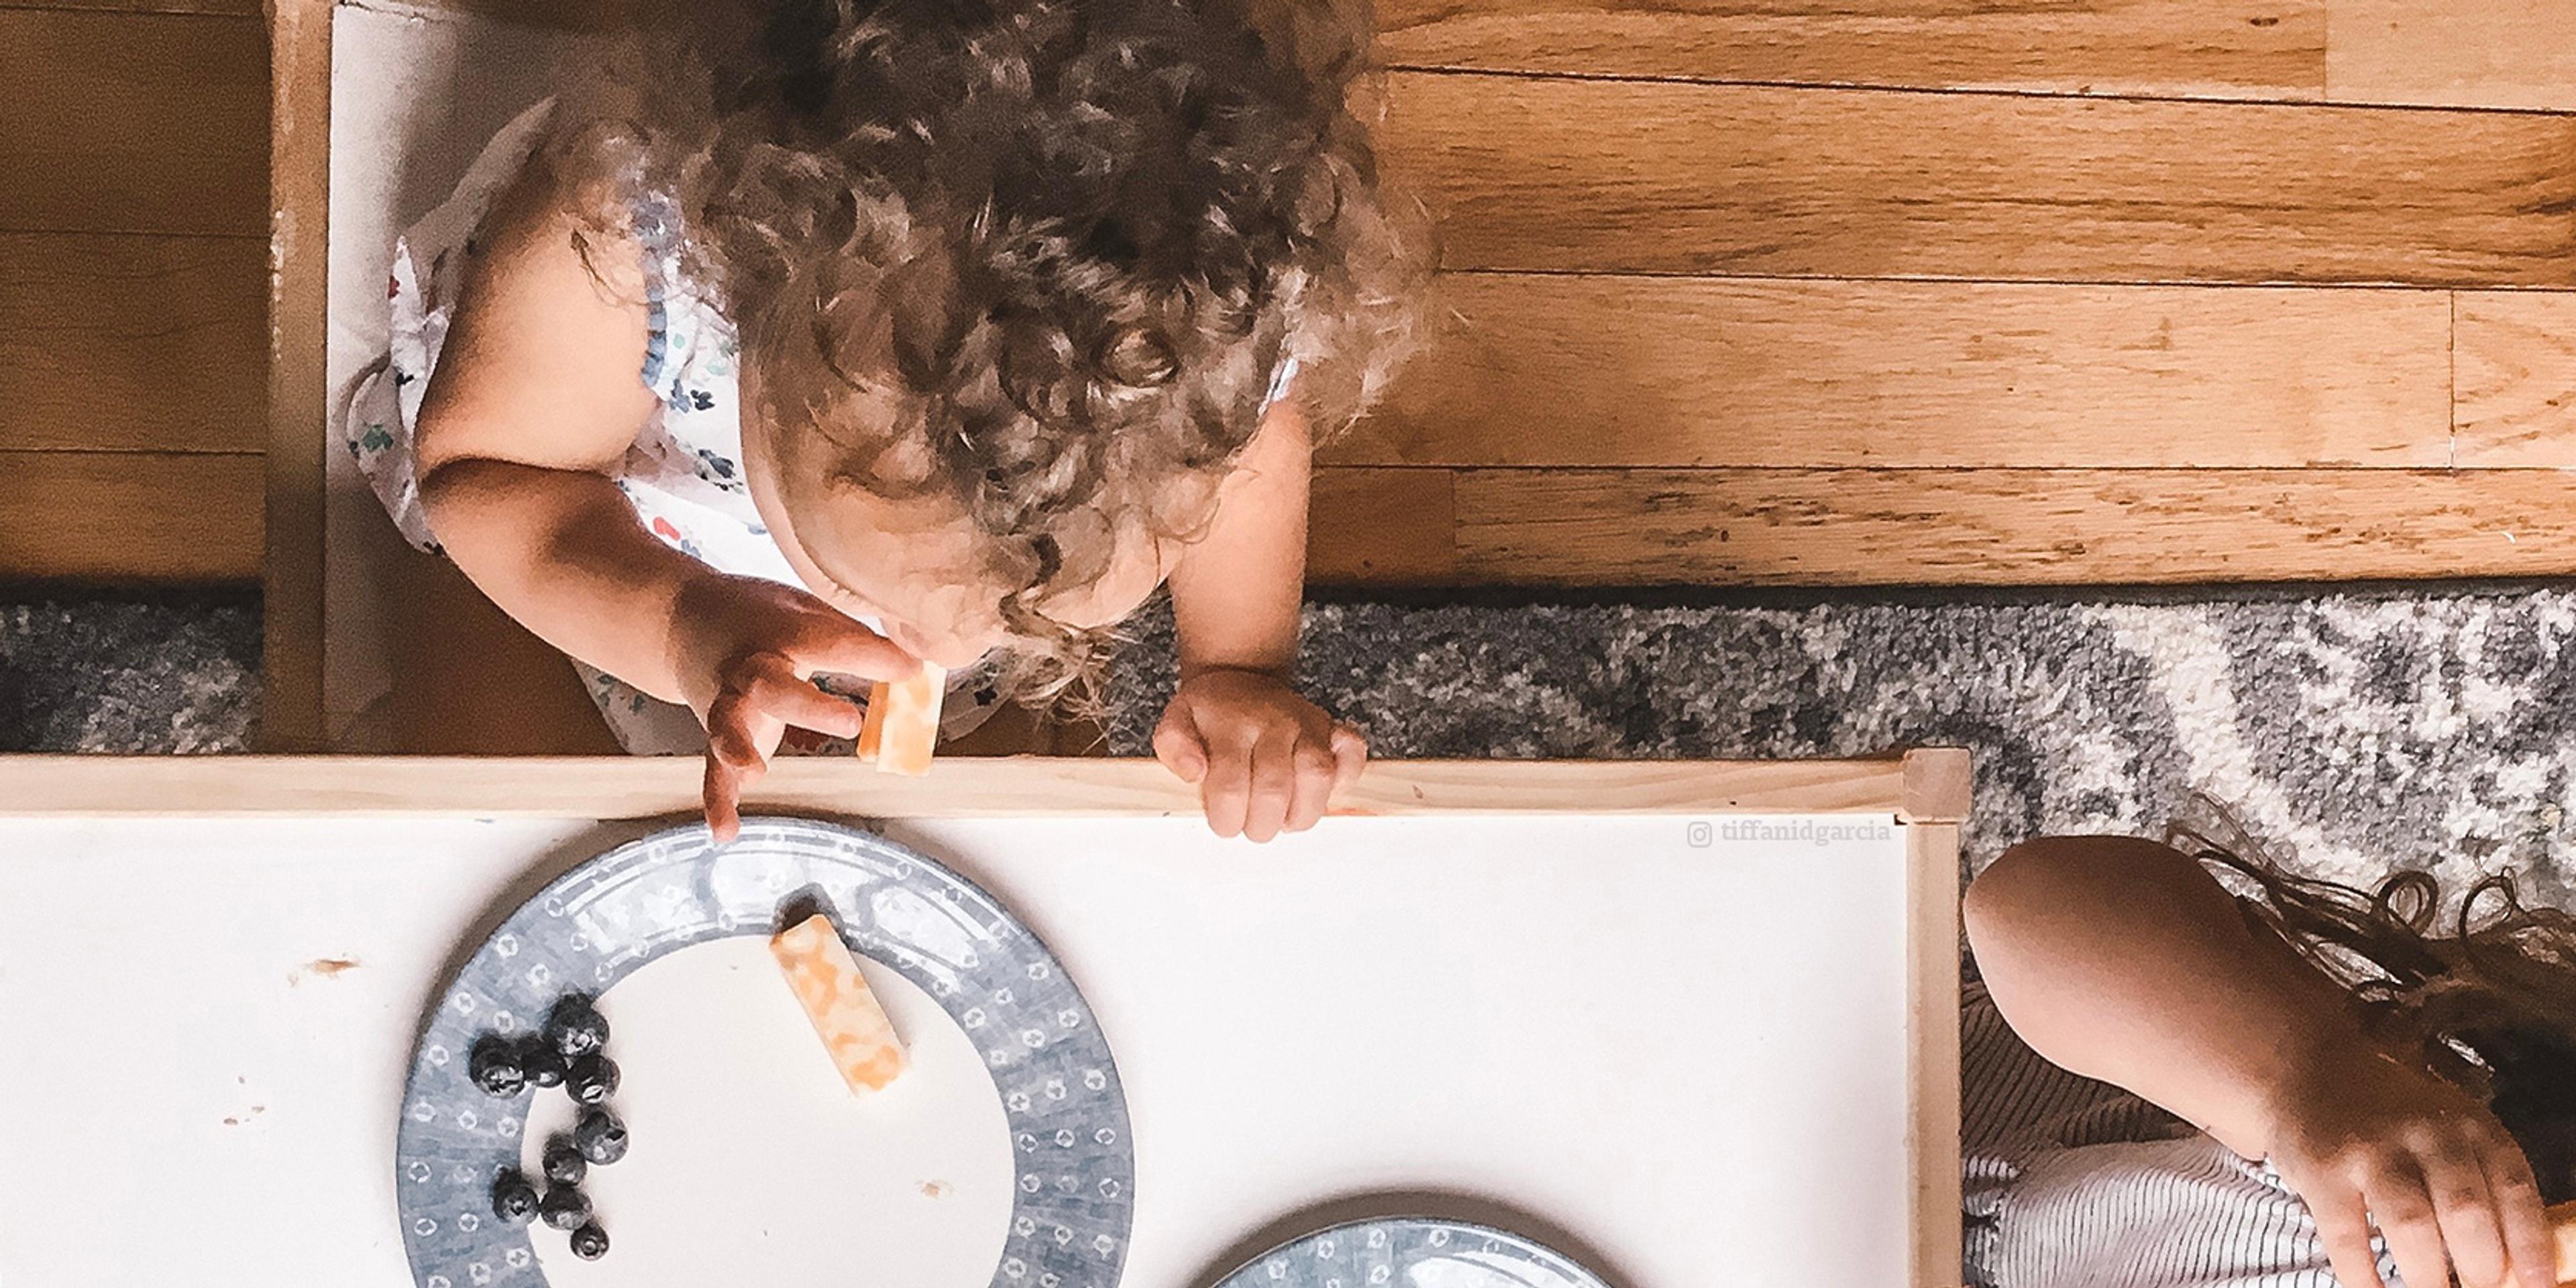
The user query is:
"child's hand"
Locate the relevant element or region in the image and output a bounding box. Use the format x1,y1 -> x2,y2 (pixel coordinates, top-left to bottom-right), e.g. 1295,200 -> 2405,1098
666,572 -> 919,842
2264,1045 -> 2555,1288
1151,667 -> 1365,842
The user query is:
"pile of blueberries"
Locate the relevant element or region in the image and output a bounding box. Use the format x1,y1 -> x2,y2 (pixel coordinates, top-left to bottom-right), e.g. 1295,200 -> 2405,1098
470,994 -> 628,1261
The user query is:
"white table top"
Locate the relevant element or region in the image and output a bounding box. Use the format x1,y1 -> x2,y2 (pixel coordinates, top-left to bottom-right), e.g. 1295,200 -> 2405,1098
0,810 -> 1927,1287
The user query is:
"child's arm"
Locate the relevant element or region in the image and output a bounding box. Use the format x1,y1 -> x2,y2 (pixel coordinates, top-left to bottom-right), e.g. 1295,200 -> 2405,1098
1154,400 -> 1365,841
411,159 -> 912,837
1966,837 -> 2554,1288
409,162 -> 697,698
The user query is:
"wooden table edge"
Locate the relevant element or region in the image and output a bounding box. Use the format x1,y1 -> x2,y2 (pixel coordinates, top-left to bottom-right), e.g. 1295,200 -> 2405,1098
1908,821 -> 1968,1288
0,754 -> 1965,818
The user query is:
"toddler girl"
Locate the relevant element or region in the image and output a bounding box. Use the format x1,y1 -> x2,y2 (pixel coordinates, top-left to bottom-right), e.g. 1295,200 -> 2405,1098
1965,832 -> 2576,1288
348,0 -> 1419,838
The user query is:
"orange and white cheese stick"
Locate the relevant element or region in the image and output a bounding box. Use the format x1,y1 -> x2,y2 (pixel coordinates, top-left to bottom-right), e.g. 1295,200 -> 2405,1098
770,913 -> 909,1095
856,682 -> 890,763
871,661 -> 945,777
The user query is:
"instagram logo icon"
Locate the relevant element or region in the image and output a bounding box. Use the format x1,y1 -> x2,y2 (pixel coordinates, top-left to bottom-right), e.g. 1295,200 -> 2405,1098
1685,821 -> 1713,848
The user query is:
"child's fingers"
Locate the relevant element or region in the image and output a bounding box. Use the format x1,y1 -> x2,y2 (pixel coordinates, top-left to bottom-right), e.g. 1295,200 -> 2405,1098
1328,723 -> 1368,795
1151,706 -> 1211,784
735,654 -> 865,739
2369,1166 -> 2459,1288
1240,735 -> 1297,843
2306,1186 -> 2390,1288
1198,739 -> 1255,839
2479,1139 -> 2555,1288
1284,740 -> 1340,833
2420,1142 -> 2510,1288
703,750 -> 744,843
783,616 -> 920,683
702,686 -> 784,845
704,689 -> 765,773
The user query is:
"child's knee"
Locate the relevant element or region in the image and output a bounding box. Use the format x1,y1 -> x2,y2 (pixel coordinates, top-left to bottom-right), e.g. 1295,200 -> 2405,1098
1966,835 -> 2182,941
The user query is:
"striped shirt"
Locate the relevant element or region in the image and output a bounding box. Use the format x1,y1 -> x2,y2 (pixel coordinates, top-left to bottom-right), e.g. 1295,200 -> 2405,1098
1966,979 -> 2405,1288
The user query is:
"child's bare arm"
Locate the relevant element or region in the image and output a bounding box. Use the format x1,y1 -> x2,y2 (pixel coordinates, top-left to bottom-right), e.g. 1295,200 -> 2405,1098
410,157 -> 704,703
411,160 -> 912,837
1156,402 -> 1364,840
1167,400 -> 1313,677
1966,837 -> 2553,1288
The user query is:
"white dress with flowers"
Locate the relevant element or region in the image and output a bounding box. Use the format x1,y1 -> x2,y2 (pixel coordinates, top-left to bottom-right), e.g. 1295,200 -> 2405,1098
343,101 -> 1011,753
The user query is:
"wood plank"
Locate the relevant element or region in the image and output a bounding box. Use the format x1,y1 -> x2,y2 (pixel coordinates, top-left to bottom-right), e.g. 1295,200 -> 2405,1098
0,233 -> 266,453
1442,467 -> 2576,584
1380,0 -> 2326,101
0,451 -> 261,582
1307,466 -> 1458,585
1335,274 -> 2451,468
262,0 -> 333,749
2326,0 -> 2576,111
1379,72 -> 2576,286
1907,821 -> 1966,1288
0,755 -> 1924,818
0,9 -> 268,235
2456,291 -> 2576,466
4,0 -> 260,15
1900,748 -> 1972,825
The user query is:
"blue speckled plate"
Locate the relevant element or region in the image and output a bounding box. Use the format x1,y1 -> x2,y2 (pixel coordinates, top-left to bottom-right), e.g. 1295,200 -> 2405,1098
1215,1219 -> 1612,1288
394,817 -> 1134,1288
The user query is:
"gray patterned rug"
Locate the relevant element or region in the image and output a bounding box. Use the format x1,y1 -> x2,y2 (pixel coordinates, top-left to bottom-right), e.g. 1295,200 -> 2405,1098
0,593 -> 261,756
1104,586 -> 2576,894
13,586 -> 2576,894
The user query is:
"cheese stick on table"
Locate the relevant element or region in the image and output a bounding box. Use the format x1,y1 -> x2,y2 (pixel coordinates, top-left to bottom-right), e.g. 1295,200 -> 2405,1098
770,913 -> 909,1096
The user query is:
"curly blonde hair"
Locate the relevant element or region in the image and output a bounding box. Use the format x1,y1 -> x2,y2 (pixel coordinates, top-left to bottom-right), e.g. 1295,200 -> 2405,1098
545,0 -> 1424,698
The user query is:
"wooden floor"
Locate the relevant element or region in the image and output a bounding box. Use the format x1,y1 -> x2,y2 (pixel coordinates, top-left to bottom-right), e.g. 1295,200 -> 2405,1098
12,0 -> 2576,588
2,0 -> 267,584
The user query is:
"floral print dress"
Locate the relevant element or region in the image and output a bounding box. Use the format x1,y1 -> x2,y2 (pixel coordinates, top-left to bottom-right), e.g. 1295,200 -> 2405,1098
347,101 -> 1009,754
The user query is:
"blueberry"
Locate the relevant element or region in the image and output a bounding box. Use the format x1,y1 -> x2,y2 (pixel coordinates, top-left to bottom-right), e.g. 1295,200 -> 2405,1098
569,1221 -> 610,1260
545,996 -> 610,1061
574,1107 -> 629,1165
540,1183 -> 591,1231
488,1170 -> 539,1224
566,1054 -> 621,1106
522,1039 -> 566,1089
542,1135 -> 587,1187
469,1034 -> 528,1097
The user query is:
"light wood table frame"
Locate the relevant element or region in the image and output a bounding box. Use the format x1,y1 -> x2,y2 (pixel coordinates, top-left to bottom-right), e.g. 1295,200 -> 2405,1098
1,749 -> 1968,1286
